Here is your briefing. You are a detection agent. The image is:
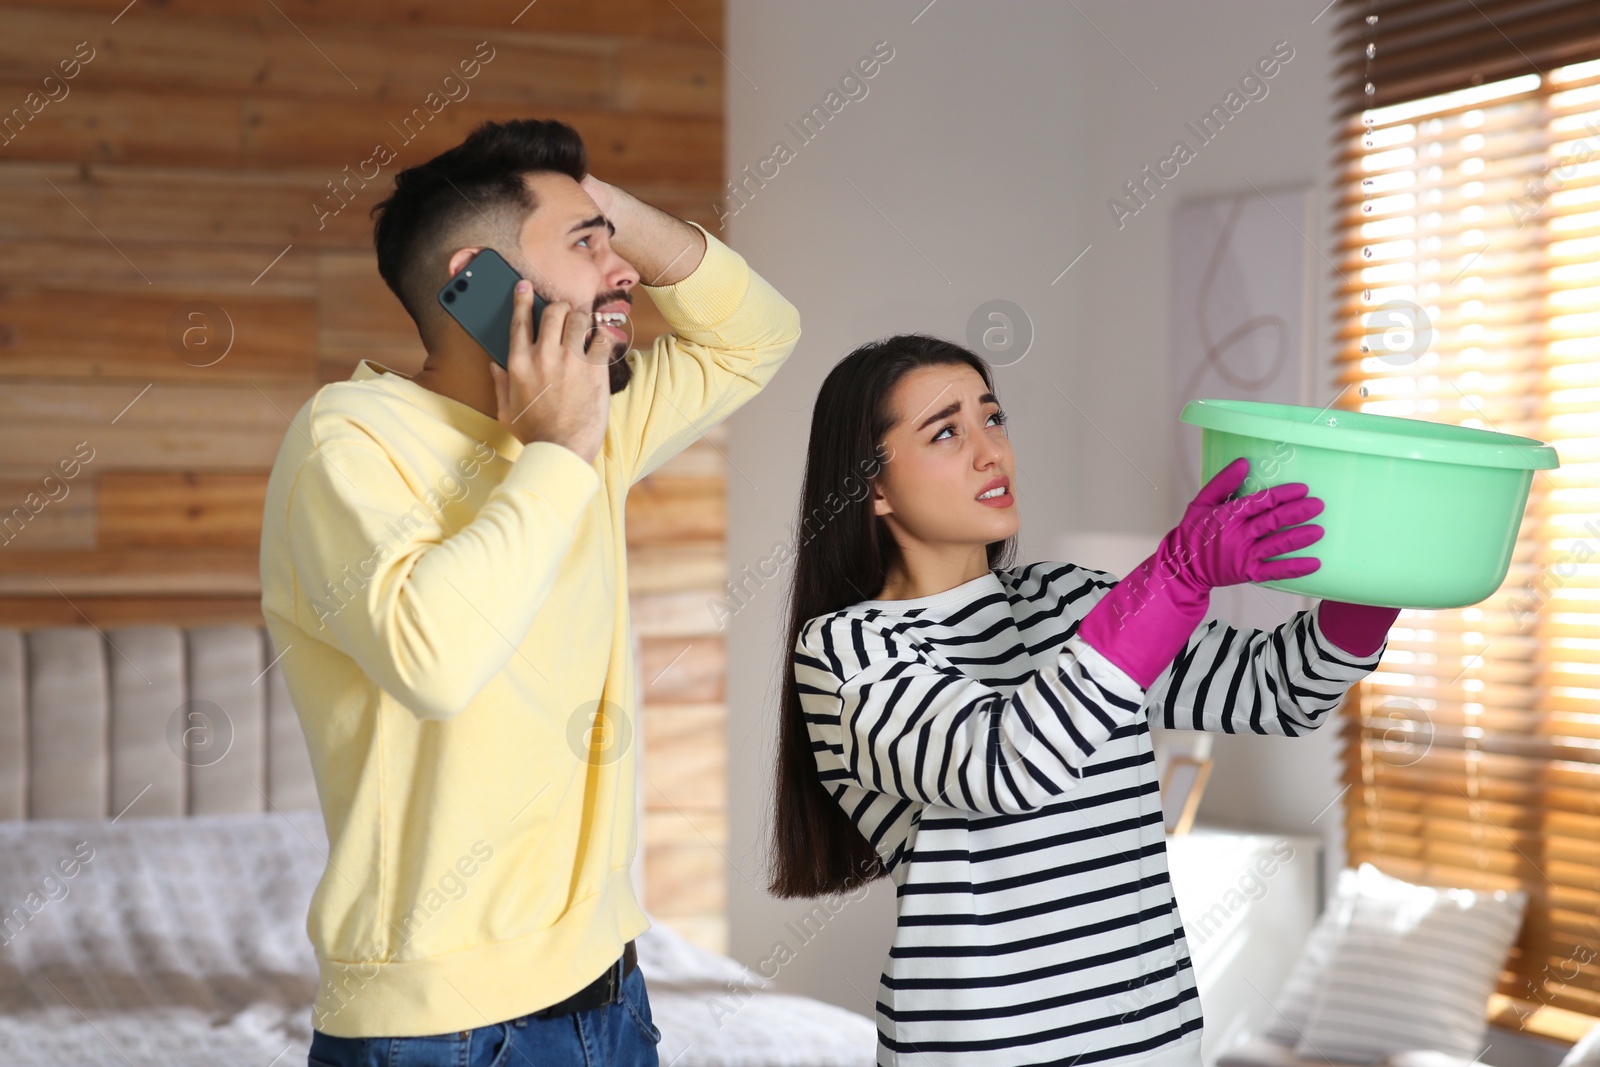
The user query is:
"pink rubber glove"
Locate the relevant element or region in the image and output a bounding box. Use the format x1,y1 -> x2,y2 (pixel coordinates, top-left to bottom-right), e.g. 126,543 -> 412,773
1318,600 -> 1400,657
1078,456 -> 1325,689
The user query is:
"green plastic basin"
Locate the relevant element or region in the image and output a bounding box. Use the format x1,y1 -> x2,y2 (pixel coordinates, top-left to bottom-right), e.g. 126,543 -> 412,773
1178,398 -> 1560,609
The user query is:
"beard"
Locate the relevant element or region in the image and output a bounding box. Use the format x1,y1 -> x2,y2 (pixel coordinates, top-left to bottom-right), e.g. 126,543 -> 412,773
606,342 -> 631,393
583,286 -> 635,394
581,329 -> 632,393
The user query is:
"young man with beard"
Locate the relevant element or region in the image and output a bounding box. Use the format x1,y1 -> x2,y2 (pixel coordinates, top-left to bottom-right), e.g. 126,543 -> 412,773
259,118 -> 801,1066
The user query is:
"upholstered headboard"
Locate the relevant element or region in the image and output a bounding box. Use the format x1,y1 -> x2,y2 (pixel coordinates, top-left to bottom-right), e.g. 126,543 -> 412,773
0,625 -> 317,821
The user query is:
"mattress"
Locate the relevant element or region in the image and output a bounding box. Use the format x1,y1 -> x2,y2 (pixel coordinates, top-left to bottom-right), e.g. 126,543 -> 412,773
0,810 -> 876,1066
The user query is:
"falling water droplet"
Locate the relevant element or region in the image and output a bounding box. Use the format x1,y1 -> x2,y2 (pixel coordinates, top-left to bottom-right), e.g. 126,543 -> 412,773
1359,1 -> 1379,388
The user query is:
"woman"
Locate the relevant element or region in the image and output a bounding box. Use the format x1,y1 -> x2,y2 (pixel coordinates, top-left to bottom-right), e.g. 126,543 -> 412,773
768,334 -> 1399,1067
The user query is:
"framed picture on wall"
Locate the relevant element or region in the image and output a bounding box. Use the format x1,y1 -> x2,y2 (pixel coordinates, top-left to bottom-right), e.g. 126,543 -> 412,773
1169,187 -> 1314,639
1161,755 -> 1213,836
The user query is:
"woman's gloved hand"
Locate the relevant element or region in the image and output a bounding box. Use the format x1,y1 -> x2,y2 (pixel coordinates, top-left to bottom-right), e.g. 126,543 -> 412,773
1077,456 -> 1326,689
1317,600 -> 1401,658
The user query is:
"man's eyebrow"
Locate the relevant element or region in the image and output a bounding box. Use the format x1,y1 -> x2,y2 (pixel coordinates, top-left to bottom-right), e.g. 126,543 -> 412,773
569,214 -> 615,238
914,392 -> 998,432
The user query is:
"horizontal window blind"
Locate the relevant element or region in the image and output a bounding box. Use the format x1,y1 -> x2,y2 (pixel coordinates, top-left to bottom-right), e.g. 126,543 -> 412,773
1333,0 -> 1600,111
1333,0 -> 1600,1024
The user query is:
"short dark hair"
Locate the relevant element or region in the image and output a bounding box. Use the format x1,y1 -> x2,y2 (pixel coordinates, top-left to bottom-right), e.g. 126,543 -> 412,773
371,118 -> 588,341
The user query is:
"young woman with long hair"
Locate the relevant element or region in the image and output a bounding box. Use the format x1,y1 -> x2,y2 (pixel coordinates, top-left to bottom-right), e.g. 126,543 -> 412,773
768,334 -> 1400,1067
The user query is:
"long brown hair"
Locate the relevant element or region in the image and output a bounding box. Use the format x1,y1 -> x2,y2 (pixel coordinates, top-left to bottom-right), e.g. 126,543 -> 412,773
767,333 -> 1018,898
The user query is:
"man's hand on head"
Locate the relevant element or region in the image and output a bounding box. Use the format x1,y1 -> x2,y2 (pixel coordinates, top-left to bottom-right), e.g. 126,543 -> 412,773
580,173 -> 615,219
579,173 -> 705,286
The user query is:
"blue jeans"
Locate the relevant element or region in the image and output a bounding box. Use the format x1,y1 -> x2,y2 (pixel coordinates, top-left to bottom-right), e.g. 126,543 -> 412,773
307,965 -> 662,1067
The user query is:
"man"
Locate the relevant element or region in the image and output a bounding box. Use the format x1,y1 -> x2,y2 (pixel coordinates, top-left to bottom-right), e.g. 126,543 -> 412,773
258,118 -> 800,1066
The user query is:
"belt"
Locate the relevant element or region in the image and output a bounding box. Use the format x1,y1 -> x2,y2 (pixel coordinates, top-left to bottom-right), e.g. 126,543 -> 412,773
532,940 -> 637,1017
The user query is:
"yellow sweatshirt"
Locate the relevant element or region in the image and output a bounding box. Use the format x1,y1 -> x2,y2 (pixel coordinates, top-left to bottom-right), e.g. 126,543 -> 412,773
259,221 -> 799,1038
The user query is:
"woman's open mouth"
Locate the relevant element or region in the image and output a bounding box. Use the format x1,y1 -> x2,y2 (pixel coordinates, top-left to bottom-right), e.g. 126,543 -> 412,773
976,479 -> 1013,507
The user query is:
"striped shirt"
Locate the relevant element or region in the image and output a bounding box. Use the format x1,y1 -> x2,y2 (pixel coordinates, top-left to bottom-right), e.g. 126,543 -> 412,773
793,561 -> 1388,1067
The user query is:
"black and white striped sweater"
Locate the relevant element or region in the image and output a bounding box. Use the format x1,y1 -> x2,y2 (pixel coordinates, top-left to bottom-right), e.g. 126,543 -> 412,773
793,561 -> 1388,1067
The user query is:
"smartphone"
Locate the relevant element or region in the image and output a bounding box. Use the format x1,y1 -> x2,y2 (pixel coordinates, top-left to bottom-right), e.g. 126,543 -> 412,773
436,247 -> 547,370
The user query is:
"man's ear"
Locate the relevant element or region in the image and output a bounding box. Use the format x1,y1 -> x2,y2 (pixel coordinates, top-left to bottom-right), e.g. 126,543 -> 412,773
446,246 -> 483,279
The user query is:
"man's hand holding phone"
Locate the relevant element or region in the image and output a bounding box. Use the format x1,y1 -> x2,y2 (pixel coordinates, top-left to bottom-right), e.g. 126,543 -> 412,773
489,279 -> 609,465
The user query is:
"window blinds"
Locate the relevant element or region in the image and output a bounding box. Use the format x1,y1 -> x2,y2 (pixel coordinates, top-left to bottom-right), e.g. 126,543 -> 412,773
1332,0 -> 1600,1023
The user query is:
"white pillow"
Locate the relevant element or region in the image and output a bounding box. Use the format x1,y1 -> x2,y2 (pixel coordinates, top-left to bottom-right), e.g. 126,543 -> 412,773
1293,863 -> 1527,1064
1386,1053 -> 1495,1067
1559,1021 -> 1600,1067
1260,867 -> 1361,1045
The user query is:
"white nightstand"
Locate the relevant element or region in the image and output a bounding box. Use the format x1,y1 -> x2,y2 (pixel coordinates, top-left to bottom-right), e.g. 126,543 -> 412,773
1165,823 -> 1324,1067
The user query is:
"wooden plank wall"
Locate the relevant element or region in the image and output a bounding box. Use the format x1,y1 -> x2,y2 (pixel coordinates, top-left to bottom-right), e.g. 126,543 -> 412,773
0,0 -> 732,954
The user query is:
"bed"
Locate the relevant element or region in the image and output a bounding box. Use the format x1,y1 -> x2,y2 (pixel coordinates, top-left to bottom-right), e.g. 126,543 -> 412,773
0,623 -> 877,1066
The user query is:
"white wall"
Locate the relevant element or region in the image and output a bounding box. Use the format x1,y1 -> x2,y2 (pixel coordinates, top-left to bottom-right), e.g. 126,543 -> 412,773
717,4 -> 1568,1064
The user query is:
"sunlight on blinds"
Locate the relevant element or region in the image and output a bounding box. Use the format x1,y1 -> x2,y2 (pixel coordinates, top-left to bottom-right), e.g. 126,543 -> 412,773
1335,54 -> 1600,1020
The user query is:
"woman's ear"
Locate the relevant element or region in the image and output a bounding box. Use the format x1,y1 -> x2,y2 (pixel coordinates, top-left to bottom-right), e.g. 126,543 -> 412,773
871,480 -> 892,518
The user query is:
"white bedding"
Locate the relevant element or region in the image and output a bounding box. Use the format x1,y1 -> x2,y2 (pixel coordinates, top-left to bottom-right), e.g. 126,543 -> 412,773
0,811 -> 875,1066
